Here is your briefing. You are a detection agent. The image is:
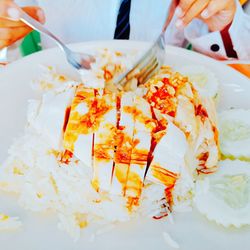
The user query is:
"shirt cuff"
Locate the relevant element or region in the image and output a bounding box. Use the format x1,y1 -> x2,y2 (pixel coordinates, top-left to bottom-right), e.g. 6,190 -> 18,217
184,19 -> 227,60
184,0 -> 249,60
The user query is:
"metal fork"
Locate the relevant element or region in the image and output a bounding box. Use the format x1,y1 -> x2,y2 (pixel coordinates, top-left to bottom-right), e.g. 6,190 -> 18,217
19,10 -> 95,70
116,0 -> 179,90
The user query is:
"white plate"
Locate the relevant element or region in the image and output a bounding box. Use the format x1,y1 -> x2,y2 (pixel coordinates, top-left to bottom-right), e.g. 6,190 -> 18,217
0,41 -> 250,250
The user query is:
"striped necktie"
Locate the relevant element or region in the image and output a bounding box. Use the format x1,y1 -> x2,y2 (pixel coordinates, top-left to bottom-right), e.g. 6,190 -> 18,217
114,0 -> 132,39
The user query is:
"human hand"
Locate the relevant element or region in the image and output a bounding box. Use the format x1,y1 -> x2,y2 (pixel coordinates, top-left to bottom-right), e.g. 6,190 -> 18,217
175,0 -> 237,32
0,0 -> 45,49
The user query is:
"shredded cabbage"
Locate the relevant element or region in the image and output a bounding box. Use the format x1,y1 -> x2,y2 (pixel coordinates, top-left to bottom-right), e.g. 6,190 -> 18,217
221,121 -> 250,141
211,174 -> 250,209
219,109 -> 250,159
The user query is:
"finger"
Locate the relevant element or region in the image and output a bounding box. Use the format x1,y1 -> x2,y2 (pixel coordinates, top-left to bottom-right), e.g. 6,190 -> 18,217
0,27 -> 15,39
22,6 -> 45,24
0,17 -> 25,27
0,0 -> 23,25
0,39 -> 11,49
177,0 -> 196,17
0,2 -> 44,23
0,26 -> 32,40
0,6 -> 45,27
0,26 -> 32,49
12,26 -> 32,41
200,0 -> 228,19
162,0 -> 179,32
0,0 -> 17,19
181,0 -> 210,26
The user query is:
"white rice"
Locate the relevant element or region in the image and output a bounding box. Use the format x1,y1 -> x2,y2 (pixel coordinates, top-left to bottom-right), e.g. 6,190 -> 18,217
0,124 -> 184,239
0,213 -> 22,231
218,109 -> 250,160
177,65 -> 219,99
193,159 -> 250,228
0,49 -> 195,240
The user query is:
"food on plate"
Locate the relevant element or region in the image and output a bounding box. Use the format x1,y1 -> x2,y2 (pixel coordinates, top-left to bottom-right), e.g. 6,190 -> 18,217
218,109 -> 250,160
0,213 -> 21,231
194,159 -> 250,227
0,48 -> 229,239
177,65 -> 219,99
62,84 -> 188,203
79,48 -> 136,89
144,66 -> 219,175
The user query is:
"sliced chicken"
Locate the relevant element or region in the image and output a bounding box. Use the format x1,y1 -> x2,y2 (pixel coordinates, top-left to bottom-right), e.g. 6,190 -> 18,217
146,120 -> 187,205
29,86 -> 75,150
125,97 -> 155,198
60,65 -> 219,211
194,101 -> 219,174
144,67 -> 219,176
63,85 -> 96,167
93,93 -> 117,192
111,92 -> 135,196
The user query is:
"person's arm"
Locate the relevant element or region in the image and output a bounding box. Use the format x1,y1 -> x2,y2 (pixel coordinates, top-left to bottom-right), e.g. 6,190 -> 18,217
0,0 -> 45,49
175,0 -> 236,31
183,1 -> 250,60
163,0 -> 237,49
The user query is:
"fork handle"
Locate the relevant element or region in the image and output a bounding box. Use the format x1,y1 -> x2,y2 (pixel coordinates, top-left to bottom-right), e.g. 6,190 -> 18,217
162,0 -> 179,33
19,10 -> 71,55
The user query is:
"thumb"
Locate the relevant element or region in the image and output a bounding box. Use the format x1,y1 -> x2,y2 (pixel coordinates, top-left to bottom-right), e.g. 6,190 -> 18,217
0,0 -> 20,20
0,0 -> 45,24
21,6 -> 45,24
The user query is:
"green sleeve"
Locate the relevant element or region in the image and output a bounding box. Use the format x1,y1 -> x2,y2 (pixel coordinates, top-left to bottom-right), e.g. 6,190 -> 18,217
19,31 -> 42,56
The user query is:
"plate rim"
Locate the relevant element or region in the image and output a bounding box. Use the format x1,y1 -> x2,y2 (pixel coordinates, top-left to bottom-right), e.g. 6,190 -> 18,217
2,40 -> 249,83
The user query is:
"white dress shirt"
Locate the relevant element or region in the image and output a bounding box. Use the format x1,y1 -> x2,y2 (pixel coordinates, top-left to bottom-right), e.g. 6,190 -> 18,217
16,0 -> 250,60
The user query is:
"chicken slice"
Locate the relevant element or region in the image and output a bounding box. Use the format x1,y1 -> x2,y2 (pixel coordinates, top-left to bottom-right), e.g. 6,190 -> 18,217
111,92 -> 135,196
63,85 -> 96,166
125,97 -> 155,198
192,97 -> 219,175
125,131 -> 151,198
146,121 -> 187,204
92,93 -> 117,192
29,86 -> 75,150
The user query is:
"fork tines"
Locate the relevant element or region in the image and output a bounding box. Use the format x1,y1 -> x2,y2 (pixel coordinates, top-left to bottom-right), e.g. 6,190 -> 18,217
117,35 -> 165,91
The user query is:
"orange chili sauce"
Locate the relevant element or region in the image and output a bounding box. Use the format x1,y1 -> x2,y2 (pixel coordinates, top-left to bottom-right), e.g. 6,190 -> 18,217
63,106 -> 71,133
195,104 -> 208,123
151,165 -> 178,209
63,87 -> 113,163
145,81 -> 177,117
145,107 -> 167,179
